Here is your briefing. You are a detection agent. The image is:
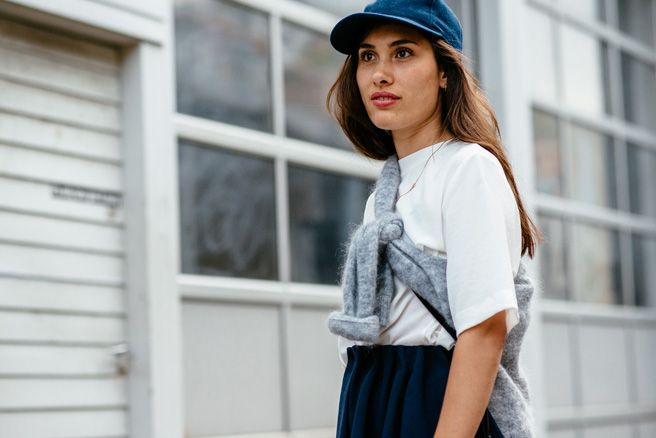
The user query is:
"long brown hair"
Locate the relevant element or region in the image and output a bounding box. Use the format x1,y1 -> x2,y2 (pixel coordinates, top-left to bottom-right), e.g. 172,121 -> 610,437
326,31 -> 543,258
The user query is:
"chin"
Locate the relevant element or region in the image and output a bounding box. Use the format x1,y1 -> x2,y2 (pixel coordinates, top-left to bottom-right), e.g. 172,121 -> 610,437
368,113 -> 401,131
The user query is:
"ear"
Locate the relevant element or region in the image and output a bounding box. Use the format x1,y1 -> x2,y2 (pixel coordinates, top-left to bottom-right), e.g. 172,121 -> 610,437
439,70 -> 447,89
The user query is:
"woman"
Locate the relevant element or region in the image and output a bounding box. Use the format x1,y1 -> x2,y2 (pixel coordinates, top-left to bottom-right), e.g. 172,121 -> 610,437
325,1 -> 543,437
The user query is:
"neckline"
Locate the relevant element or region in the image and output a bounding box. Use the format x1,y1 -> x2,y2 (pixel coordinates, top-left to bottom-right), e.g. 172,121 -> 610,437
397,139 -> 454,181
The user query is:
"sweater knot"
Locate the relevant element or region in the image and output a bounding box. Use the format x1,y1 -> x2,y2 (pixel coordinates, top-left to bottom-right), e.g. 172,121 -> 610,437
378,212 -> 403,244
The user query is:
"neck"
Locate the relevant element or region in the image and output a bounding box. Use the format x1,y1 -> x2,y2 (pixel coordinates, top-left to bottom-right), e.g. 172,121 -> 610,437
391,117 -> 453,160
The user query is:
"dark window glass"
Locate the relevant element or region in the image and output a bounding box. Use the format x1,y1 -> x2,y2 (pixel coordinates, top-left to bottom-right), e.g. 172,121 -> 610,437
627,143 -> 656,217
533,109 -> 563,196
632,233 -> 656,307
174,0 -> 273,132
568,123 -> 617,209
618,0 -> 654,47
288,165 -> 372,284
283,21 -> 351,150
537,214 -> 570,300
179,140 -> 278,279
621,52 -> 656,133
572,222 -> 623,304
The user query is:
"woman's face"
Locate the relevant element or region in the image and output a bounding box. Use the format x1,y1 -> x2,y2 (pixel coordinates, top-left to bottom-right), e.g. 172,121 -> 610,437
356,22 -> 446,133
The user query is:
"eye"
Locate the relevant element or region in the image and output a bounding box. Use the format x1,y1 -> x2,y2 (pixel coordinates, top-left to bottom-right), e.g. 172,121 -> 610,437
396,47 -> 413,58
359,50 -> 375,62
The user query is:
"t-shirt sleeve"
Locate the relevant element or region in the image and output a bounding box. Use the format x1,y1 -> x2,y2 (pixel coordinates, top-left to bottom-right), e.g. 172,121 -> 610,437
362,190 -> 375,223
442,148 -> 520,338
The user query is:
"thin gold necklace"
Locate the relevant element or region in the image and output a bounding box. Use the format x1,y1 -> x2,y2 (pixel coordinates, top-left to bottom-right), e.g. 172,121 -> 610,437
397,140 -> 452,201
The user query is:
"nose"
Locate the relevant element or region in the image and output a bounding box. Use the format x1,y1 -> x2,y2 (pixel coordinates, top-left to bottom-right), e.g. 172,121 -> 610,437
372,60 -> 393,86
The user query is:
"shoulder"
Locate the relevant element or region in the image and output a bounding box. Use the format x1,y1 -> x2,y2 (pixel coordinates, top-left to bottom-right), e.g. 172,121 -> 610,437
441,142 -> 516,212
445,141 -> 503,175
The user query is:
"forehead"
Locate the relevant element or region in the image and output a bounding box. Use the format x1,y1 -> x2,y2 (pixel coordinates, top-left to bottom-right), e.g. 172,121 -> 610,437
360,22 -> 429,46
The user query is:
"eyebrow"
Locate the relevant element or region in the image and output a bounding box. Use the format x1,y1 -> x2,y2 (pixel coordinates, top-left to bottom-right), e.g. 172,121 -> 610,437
358,39 -> 419,49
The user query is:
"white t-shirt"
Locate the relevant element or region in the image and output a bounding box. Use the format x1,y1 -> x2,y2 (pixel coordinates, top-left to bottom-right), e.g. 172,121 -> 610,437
337,139 -> 522,368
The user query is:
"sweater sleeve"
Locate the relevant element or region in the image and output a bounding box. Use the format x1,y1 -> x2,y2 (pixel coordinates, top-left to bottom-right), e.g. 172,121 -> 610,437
442,147 -> 520,338
337,191 -> 376,368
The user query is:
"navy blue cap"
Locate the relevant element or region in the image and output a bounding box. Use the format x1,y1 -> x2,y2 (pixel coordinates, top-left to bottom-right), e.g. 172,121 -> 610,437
330,0 -> 463,54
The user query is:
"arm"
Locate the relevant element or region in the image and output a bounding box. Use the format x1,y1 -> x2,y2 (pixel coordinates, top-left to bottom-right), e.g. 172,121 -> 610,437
433,309 -> 507,438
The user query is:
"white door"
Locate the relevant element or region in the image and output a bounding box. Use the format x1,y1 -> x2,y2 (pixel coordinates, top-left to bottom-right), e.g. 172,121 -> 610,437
0,17 -> 128,437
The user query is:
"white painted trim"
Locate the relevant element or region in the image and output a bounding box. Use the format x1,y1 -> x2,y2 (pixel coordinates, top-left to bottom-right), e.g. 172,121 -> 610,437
2,0 -> 165,45
531,99 -> 656,151
527,0 -> 656,64
174,114 -> 381,179
203,427 -> 335,438
121,34 -> 184,438
540,298 -> 656,324
546,401 -> 656,429
178,273 -> 340,308
234,0 -> 336,33
535,194 -> 656,236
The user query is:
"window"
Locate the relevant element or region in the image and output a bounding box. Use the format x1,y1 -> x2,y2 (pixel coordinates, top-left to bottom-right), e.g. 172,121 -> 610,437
568,0 -> 605,22
572,222 -> 623,305
627,143 -> 656,217
530,1 -> 656,309
560,24 -> 611,116
632,233 -> 656,307
568,123 -> 617,209
537,214 -> 569,300
174,0 -> 481,284
527,7 -> 557,102
174,0 -> 273,132
283,21 -> 351,149
621,52 -> 656,133
178,140 -> 278,279
288,166 -> 372,284
295,0 -> 369,16
533,109 -> 562,196
618,0 -> 655,47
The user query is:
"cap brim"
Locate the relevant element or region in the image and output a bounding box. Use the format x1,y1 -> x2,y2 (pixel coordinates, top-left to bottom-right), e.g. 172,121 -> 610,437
329,12 -> 445,55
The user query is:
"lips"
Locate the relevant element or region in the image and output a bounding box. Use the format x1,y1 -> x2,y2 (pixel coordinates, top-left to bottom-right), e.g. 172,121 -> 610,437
371,91 -> 400,108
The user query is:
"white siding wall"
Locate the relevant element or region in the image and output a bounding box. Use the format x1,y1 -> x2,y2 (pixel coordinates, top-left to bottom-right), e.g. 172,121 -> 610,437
0,17 -> 128,437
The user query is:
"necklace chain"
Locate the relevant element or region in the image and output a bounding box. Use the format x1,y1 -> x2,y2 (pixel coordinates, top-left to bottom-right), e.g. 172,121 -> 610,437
397,140 -> 451,201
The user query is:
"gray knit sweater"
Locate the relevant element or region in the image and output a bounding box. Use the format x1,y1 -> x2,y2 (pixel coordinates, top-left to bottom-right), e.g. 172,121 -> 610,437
327,153 -> 536,437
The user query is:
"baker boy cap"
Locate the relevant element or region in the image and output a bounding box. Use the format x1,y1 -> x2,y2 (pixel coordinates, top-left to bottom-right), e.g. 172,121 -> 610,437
330,0 -> 463,55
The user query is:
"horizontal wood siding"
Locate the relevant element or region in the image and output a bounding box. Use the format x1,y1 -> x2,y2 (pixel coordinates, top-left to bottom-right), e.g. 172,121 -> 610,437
0,16 -> 128,437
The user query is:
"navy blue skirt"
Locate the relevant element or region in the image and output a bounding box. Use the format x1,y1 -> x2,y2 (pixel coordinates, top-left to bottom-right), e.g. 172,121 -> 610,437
336,344 -> 504,438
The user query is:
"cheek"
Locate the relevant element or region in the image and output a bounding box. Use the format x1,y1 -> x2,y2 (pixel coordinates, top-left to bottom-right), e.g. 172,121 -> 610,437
356,70 -> 367,97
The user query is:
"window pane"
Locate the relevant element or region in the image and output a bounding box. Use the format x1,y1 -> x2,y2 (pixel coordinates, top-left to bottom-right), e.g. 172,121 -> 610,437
621,52 -> 656,133
537,214 -> 569,300
627,143 -> 656,217
568,0 -> 605,22
632,233 -> 656,307
527,7 -> 557,101
444,0 -> 463,21
572,222 -> 623,304
533,109 -> 563,196
283,21 -> 351,150
179,141 -> 278,279
288,165 -> 372,284
174,0 -> 273,132
561,25 -> 610,115
568,123 -> 617,209
618,0 -> 654,46
296,0 -> 370,16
